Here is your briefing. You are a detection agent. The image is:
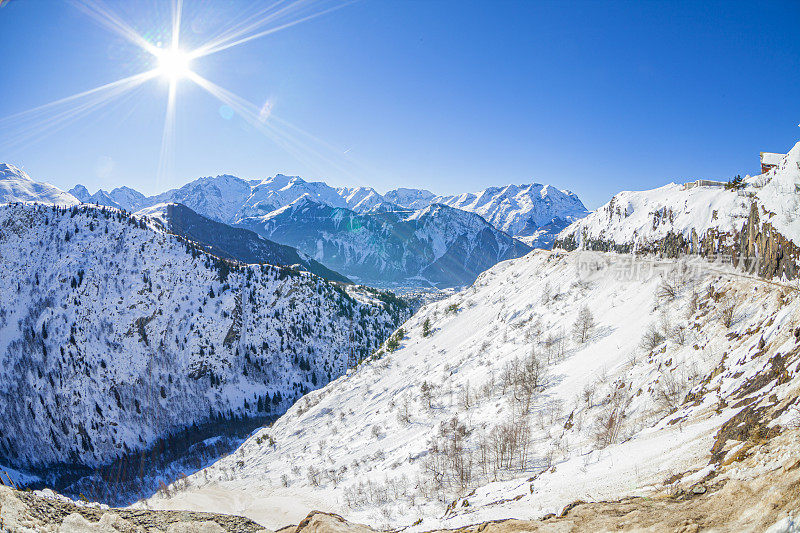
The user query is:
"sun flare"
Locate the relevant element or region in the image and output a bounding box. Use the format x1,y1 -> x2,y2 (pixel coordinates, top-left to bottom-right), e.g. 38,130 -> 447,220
155,47 -> 192,81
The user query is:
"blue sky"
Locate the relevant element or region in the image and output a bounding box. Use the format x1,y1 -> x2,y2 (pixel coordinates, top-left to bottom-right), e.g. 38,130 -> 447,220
0,0 -> 798,209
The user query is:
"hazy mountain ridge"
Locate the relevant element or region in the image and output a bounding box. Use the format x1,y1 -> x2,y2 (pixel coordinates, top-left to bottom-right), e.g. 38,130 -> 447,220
0,203 -> 408,497
69,184 -> 148,212
239,197 -> 531,287
67,173 -> 588,243
139,202 -> 351,283
56,172 -> 589,286
403,184 -> 588,236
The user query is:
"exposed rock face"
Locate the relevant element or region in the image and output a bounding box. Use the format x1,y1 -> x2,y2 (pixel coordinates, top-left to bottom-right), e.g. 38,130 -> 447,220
0,486 -> 268,532
555,201 -> 800,280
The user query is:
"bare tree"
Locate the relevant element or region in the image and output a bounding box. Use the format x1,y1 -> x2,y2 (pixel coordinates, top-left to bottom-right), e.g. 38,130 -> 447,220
420,381 -> 433,409
458,381 -> 472,410
669,324 -> 687,345
513,351 -> 545,414
640,323 -> 666,352
540,282 -> 552,306
654,370 -> 683,413
656,277 -> 678,303
572,306 -> 595,344
720,298 -> 736,327
397,396 -> 412,425
592,388 -> 631,448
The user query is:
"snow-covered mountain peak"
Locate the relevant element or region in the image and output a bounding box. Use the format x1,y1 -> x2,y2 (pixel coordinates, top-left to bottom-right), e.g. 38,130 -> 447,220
383,187 -> 436,210
337,186 -> 385,213
0,163 -> 79,206
67,184 -> 91,202
0,162 -> 31,181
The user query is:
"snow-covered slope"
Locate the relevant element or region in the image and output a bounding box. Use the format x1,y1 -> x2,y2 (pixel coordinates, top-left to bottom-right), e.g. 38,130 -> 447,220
138,202 -> 351,283
148,248 -> 800,530
148,174 -> 257,223
0,163 -> 79,206
0,203 -> 408,500
337,186 -> 388,213
147,174 -> 365,223
437,184 -> 589,238
556,141 -> 800,279
239,197 -> 532,288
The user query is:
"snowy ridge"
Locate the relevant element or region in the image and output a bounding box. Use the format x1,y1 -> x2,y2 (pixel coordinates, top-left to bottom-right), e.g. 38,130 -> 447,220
384,188 -> 436,210
69,184 -> 148,212
0,203 -> 408,499
336,186 -> 387,213
434,183 -> 589,238
148,249 -> 800,529
0,164 -> 79,206
136,202 -> 352,283
557,141 -> 800,268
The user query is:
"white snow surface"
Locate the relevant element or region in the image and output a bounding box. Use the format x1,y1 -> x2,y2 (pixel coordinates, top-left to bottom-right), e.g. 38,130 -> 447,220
433,183 -> 589,236
0,163 -> 79,206
148,248 -> 800,530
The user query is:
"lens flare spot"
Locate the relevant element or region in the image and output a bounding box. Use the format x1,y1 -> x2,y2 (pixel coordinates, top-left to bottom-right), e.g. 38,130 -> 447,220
219,105 -> 234,120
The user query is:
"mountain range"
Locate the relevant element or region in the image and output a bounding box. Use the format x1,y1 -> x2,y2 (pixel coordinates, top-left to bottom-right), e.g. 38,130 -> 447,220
0,164 -> 589,287
66,173 -> 588,241
241,197 -> 532,287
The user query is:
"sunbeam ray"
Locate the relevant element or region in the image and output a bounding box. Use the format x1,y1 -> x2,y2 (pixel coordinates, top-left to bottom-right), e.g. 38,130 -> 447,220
187,72 -> 368,182
0,71 -> 158,154
70,0 -> 160,56
171,0 -> 183,49
188,0 -> 308,59
190,0 -> 350,59
0,71 -> 158,125
156,80 -> 178,188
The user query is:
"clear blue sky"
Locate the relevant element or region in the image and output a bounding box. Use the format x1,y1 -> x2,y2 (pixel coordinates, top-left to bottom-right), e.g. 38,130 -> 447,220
0,0 -> 798,208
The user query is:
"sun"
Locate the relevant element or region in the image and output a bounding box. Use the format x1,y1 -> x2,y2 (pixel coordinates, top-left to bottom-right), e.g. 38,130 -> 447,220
155,47 -> 192,81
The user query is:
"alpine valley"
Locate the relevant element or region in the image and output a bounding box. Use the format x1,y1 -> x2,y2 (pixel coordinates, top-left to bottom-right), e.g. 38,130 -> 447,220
3,144 -> 800,533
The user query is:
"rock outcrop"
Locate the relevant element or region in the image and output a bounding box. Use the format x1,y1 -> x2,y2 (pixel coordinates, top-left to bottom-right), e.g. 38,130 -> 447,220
556,200 -> 800,280
0,486 -> 268,532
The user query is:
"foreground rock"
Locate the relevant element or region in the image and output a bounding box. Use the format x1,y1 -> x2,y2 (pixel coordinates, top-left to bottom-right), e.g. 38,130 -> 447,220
0,485 -> 268,532
281,440 -> 800,532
